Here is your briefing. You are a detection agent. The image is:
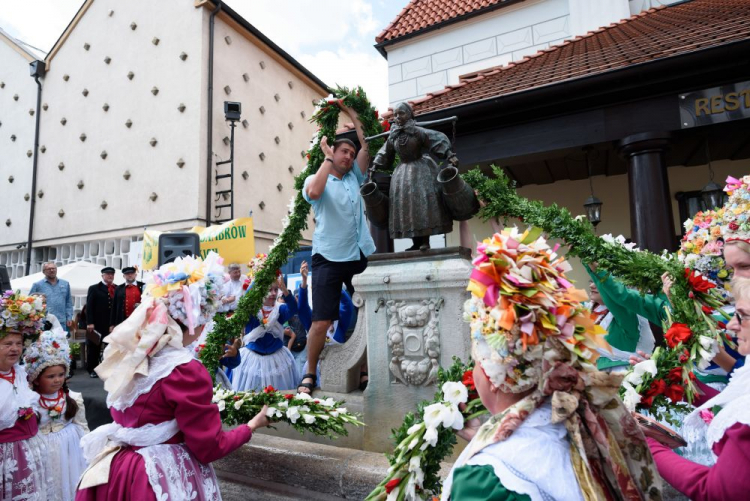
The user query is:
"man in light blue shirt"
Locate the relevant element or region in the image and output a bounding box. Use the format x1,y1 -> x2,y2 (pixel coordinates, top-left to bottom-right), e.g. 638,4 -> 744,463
29,261 -> 74,332
299,101 -> 375,394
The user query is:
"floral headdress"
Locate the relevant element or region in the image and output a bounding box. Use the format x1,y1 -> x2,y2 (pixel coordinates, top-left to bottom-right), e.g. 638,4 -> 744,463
461,228 -> 662,499
144,251 -> 226,334
722,175 -> 750,244
0,291 -> 46,344
23,327 -> 70,382
464,227 -> 606,392
243,253 -> 281,290
679,209 -> 732,296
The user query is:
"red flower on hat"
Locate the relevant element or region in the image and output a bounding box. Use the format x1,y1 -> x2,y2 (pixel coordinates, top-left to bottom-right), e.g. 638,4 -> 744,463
665,323 -> 693,349
729,221 -> 740,231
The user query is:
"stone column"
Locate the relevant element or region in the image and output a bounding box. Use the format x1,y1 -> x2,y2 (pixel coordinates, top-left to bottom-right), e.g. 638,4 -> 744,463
617,132 -> 675,253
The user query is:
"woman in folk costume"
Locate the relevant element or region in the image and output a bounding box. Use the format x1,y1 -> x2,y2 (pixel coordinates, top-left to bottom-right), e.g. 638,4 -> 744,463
24,319 -> 88,501
0,291 -> 50,501
76,252 -> 270,501
644,276 -> 750,500
443,229 -> 662,501
232,254 -> 300,392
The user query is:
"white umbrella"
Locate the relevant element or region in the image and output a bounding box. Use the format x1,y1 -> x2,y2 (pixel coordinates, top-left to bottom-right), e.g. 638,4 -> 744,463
11,261 -> 124,296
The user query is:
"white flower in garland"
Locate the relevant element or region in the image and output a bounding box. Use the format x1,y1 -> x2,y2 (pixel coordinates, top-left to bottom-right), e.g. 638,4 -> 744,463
421,425 -> 439,451
217,400 -> 226,412
621,381 -> 642,413
286,406 -> 301,423
441,381 -> 468,406
233,399 -> 244,410
624,359 -> 658,386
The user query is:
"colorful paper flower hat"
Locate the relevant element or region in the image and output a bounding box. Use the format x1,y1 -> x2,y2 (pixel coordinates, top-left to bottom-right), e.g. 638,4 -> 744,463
0,291 -> 46,344
144,251 -> 226,333
463,228 -> 607,393
23,327 -> 71,382
679,209 -> 732,295
722,175 -> 750,244
246,253 -> 281,280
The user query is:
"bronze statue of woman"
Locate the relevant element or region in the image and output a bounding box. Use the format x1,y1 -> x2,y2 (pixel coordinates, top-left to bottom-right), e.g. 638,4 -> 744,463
371,102 -> 459,251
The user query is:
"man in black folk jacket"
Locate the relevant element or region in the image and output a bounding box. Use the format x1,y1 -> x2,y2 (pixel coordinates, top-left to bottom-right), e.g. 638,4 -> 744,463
111,266 -> 145,328
85,266 -> 116,378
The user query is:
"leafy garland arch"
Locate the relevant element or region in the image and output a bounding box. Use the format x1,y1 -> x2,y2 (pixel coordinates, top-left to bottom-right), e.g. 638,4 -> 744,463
199,86 -> 387,376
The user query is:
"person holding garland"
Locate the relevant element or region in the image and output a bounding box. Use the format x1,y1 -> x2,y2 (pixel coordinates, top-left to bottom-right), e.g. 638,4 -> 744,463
443,228 -> 662,500
231,254 -> 300,392
0,291 -> 50,500
75,252 -> 270,500
24,318 -> 88,501
644,276 -> 750,500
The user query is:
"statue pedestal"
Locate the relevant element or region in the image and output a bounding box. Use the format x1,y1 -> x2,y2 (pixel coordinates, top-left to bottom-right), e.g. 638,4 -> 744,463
320,247 -> 473,453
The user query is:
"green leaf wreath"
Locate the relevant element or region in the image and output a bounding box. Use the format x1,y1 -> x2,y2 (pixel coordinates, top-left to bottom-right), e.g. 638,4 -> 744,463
199,85 -> 388,379
464,165 -> 730,421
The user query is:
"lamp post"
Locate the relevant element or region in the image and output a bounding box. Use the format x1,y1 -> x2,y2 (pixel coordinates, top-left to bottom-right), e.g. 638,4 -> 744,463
701,141 -> 727,210
214,101 -> 241,223
583,147 -> 603,228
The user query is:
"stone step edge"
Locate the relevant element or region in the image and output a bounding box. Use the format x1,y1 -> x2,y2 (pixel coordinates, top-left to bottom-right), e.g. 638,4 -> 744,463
212,432 -> 454,499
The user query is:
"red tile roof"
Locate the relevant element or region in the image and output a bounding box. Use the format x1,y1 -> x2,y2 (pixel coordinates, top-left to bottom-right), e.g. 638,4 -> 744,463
376,0 -> 518,44
409,0 -> 750,115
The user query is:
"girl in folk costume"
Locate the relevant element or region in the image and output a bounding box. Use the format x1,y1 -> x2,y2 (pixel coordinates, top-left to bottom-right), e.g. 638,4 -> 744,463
0,291 -> 50,501
76,252 -> 270,501
644,277 -> 750,500
443,229 -> 662,501
232,254 -> 300,392
24,320 -> 88,501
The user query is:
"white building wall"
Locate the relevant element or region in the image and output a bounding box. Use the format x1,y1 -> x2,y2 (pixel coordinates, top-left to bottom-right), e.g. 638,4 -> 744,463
0,0 -> 325,278
208,13 -> 324,252
0,35 -> 37,250
385,0 -> 571,106
385,0 -> 688,106
32,0 -> 207,250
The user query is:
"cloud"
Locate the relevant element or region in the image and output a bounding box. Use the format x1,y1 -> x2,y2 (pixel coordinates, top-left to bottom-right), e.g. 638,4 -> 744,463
237,0 -> 380,53
0,0 -> 81,52
298,48 -> 389,111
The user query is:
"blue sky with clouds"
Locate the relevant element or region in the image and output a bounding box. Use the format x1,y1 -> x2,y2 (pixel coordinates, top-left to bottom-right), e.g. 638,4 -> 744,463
0,0 -> 404,110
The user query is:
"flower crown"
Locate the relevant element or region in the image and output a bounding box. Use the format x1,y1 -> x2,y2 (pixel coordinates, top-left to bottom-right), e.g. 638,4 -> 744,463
23,327 -> 70,382
463,228 -> 605,393
144,252 -> 226,332
0,291 -> 46,343
721,175 -> 750,244
679,209 -> 732,295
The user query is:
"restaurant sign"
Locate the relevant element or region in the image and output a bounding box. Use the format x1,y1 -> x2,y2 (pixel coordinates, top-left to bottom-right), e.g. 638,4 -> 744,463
679,81 -> 750,129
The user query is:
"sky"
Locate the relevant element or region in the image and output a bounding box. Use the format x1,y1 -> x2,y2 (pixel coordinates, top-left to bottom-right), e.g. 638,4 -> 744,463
0,0 -> 404,111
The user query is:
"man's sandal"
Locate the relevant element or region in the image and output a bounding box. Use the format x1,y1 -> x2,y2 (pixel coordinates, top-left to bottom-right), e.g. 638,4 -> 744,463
298,373 -> 317,395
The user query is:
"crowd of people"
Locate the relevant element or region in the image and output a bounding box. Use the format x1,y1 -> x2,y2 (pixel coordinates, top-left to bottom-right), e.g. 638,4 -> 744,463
1,97 -> 749,501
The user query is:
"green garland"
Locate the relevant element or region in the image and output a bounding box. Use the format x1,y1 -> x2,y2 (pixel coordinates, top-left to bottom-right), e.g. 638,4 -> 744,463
464,166 -> 729,419
199,86 -> 387,379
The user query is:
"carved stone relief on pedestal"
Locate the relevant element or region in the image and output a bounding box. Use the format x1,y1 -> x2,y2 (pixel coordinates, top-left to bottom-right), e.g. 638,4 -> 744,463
386,298 -> 442,386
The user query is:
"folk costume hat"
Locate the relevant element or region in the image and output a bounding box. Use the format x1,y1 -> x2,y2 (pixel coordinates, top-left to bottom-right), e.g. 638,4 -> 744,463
0,290 -> 46,344
23,324 -> 71,382
461,228 -> 662,500
96,252 -> 227,401
722,175 -> 750,244
679,209 -> 732,296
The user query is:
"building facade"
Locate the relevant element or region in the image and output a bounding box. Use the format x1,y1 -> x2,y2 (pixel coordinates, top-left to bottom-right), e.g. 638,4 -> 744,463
0,0 -> 326,280
379,0 -> 683,107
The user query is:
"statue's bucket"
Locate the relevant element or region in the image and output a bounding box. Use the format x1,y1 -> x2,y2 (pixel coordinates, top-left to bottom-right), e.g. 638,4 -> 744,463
361,181 -> 389,229
437,167 -> 480,221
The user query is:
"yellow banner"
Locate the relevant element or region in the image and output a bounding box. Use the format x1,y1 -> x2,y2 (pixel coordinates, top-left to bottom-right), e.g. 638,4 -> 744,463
141,218 -> 255,270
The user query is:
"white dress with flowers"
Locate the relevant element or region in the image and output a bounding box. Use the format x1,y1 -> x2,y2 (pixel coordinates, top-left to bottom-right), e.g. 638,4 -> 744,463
34,390 -> 89,501
0,364 -> 50,501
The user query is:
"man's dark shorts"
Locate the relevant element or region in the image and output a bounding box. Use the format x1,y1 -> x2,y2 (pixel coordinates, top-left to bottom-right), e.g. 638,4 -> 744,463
311,252 -> 367,322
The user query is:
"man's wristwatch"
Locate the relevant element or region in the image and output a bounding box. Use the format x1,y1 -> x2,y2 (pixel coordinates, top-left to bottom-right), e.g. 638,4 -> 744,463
324,158 -> 334,163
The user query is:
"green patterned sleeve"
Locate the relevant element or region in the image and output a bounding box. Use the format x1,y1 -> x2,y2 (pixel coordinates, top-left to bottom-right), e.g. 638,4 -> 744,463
449,464 -> 531,501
